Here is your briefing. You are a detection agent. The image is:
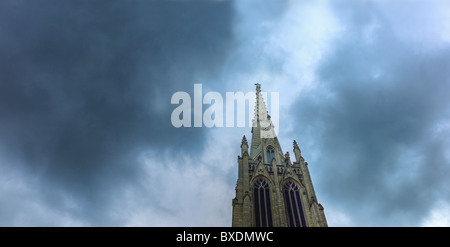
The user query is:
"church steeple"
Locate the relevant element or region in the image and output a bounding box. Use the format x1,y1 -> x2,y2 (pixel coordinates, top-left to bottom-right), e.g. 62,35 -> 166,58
251,83 -> 276,138
250,84 -> 283,164
232,84 -> 328,227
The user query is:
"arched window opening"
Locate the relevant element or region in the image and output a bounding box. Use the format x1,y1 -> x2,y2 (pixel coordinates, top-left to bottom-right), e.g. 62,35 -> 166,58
266,147 -> 275,165
283,181 -> 307,227
253,178 -> 273,227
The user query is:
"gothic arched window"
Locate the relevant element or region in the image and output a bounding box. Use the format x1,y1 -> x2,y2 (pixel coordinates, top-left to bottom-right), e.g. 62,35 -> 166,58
253,178 -> 273,227
283,181 -> 307,227
266,147 -> 275,164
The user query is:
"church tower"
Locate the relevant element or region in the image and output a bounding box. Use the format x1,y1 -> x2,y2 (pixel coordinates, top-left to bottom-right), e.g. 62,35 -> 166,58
232,84 -> 327,227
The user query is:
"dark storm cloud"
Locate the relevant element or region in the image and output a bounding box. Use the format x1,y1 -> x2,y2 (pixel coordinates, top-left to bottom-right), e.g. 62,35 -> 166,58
0,0 -> 233,225
291,2 -> 450,226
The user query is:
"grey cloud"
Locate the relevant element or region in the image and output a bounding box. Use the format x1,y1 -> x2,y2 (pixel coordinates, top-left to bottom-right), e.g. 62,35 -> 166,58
290,2 -> 450,226
0,0 -> 234,226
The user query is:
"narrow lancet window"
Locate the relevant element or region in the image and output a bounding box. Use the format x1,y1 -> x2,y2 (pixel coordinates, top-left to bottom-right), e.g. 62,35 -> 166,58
253,178 -> 273,227
266,147 -> 275,164
283,181 -> 307,227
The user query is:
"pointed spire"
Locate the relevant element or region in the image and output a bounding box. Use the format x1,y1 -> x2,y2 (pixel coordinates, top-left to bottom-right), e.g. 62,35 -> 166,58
284,151 -> 292,166
285,151 -> 290,161
252,83 -> 276,139
241,135 -> 248,147
293,140 -> 300,151
293,140 -> 304,163
252,83 -> 270,123
250,83 -> 281,159
241,135 -> 249,156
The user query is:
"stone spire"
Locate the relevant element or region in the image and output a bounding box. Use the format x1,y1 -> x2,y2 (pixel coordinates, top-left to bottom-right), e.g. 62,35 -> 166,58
252,83 -> 269,124
293,140 -> 304,163
293,140 -> 299,150
250,84 -> 280,160
241,135 -> 248,147
241,135 -> 248,156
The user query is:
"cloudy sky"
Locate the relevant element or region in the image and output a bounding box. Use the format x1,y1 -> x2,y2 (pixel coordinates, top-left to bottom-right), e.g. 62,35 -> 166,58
1,0 -> 449,226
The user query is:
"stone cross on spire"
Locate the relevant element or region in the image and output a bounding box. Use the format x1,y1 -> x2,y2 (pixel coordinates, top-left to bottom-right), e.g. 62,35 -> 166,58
255,83 -> 261,92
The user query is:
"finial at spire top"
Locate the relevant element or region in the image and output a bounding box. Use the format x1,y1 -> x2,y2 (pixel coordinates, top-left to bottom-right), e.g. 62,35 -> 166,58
255,83 -> 261,92
241,135 -> 248,146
